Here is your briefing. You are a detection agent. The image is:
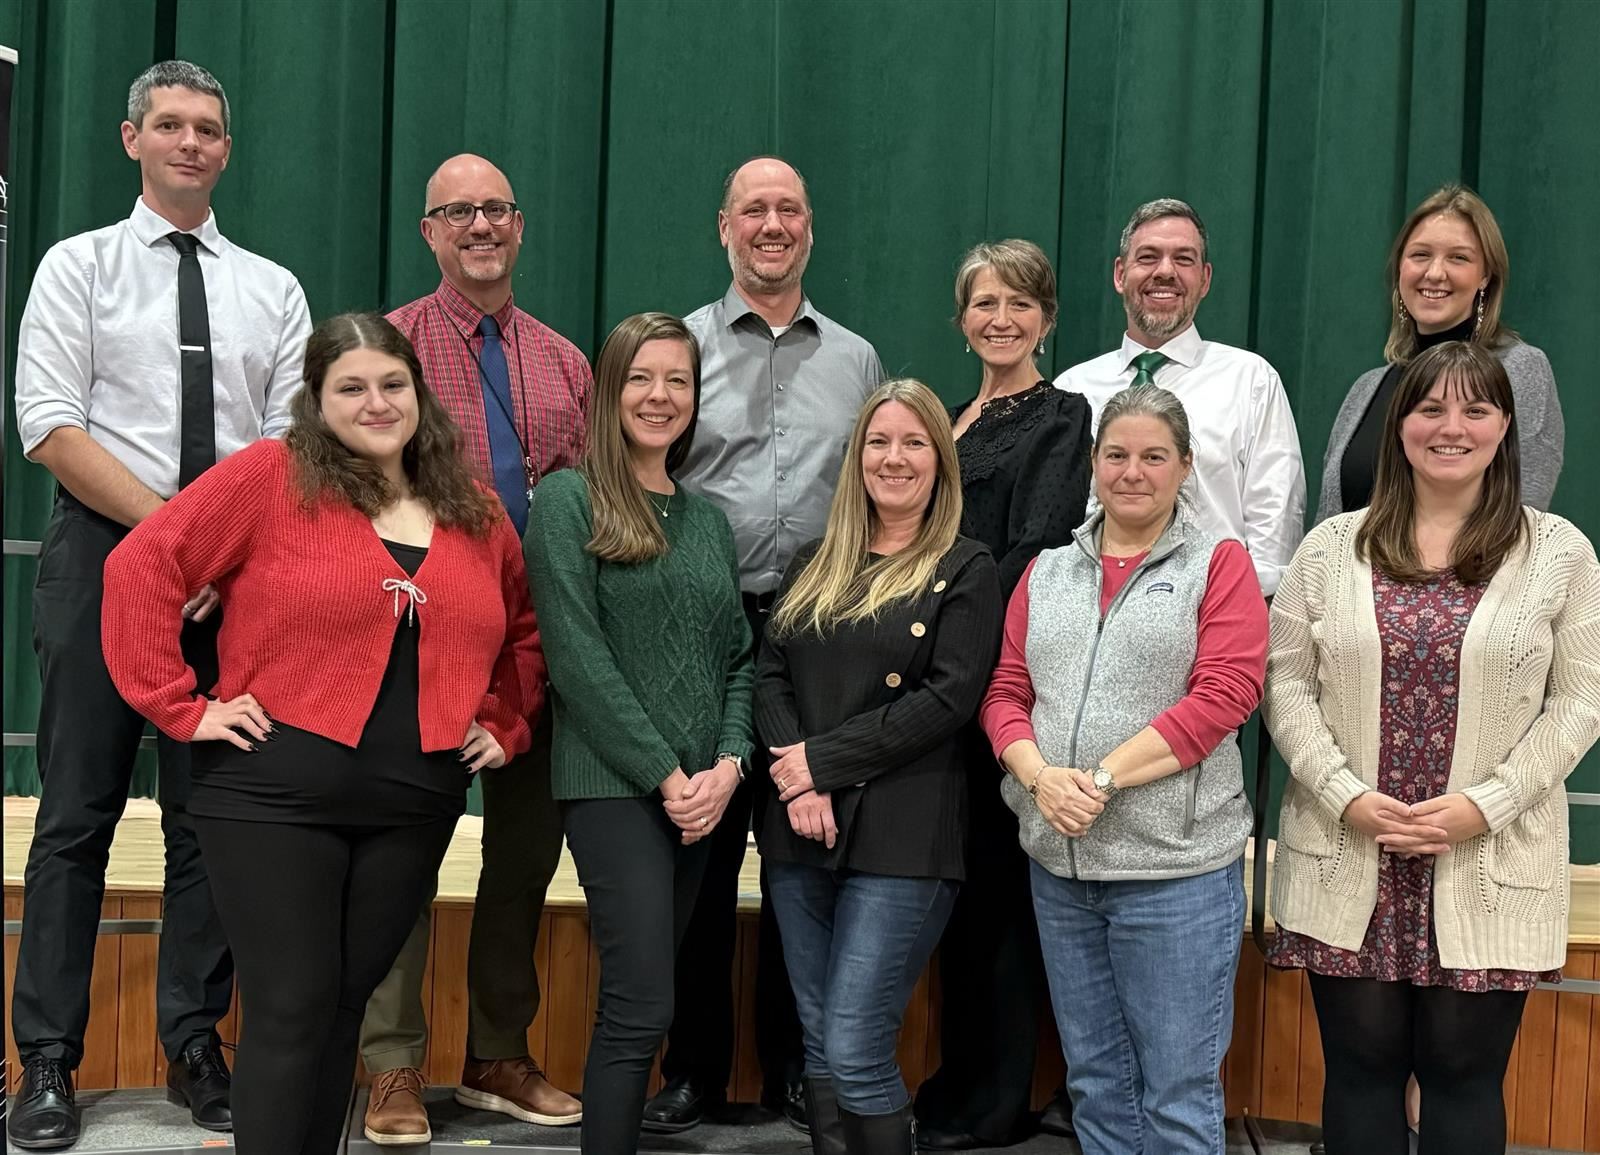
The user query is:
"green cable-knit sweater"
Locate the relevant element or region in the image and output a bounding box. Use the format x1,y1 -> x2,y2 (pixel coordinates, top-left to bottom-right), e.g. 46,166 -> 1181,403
525,468 -> 754,800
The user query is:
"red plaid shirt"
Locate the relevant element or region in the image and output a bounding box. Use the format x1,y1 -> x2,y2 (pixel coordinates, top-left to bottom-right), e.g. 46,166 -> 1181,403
388,280 -> 592,490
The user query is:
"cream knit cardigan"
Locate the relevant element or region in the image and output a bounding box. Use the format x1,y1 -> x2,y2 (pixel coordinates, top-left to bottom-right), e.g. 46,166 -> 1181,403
1266,508 -> 1600,971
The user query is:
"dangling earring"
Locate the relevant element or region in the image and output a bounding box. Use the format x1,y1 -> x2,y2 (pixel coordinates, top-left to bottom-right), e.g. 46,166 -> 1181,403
1395,292 -> 1410,326
1473,290 -> 1485,340
964,342 -> 971,353
1037,340 -> 1046,357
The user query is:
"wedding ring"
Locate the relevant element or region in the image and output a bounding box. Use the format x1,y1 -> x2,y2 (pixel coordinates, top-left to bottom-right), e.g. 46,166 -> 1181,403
699,817 -> 709,828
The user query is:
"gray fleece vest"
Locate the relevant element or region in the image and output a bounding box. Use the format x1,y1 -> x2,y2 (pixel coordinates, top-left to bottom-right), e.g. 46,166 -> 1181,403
1000,510 -> 1252,880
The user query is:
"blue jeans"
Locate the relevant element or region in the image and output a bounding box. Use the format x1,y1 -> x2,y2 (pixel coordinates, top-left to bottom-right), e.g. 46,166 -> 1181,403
766,861 -> 956,1115
1031,859 -> 1245,1155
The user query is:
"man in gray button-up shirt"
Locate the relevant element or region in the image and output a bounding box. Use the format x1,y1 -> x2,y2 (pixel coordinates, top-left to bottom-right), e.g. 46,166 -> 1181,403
646,156 -> 882,1132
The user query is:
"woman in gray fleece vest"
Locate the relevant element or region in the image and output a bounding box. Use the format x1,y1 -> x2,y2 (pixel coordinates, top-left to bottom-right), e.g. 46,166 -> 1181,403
979,384 -> 1267,1155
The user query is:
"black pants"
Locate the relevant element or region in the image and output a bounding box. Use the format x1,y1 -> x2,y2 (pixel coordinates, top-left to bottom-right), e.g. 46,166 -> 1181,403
13,492 -> 232,1065
914,765 -> 1044,1142
563,797 -> 711,1155
1307,972 -> 1529,1155
194,815 -> 456,1155
659,595 -> 803,1099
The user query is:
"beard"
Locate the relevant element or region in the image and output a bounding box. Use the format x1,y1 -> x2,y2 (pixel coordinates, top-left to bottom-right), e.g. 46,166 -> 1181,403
1124,282 -> 1197,343
728,237 -> 812,295
458,251 -> 510,283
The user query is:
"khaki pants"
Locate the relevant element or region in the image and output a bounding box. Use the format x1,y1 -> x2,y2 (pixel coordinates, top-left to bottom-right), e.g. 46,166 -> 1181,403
359,711 -> 563,1072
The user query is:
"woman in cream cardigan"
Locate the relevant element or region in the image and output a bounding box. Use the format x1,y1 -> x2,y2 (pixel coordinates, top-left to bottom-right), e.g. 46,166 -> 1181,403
1266,340 -> 1600,1155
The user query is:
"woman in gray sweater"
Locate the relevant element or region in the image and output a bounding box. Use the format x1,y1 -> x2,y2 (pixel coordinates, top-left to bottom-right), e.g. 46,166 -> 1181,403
1319,185 -> 1563,523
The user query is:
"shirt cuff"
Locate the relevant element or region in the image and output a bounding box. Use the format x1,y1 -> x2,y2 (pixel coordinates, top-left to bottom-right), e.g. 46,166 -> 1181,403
1316,766 -> 1371,824
1461,780 -> 1520,834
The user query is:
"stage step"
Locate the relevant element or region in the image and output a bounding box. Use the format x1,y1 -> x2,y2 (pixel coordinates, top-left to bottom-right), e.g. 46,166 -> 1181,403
3,1087 -> 1586,1154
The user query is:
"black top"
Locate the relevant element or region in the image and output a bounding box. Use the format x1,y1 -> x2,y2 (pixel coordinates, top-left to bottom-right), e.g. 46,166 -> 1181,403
947,382 -> 1092,598
188,538 -> 471,825
1340,316 -> 1475,512
754,537 -> 1003,880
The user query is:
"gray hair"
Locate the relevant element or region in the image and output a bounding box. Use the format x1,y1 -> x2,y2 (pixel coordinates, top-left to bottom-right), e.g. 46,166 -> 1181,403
1094,383 -> 1193,461
128,60 -> 230,136
1118,198 -> 1208,264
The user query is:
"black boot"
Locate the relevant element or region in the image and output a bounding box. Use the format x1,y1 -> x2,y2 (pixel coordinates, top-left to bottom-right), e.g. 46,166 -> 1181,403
165,1039 -> 233,1131
7,1054 -> 80,1150
804,1076 -> 847,1155
840,1103 -> 917,1155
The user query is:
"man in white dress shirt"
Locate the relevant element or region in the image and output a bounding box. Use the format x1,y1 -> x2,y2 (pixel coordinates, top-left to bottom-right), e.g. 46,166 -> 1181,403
1054,198 -> 1305,596
9,60 -> 310,1150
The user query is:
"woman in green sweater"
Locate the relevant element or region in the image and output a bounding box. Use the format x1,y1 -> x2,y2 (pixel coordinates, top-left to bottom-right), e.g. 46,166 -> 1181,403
524,312 -> 753,1155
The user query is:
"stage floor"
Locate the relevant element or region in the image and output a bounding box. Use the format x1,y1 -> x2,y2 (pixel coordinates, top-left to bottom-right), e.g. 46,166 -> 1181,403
2,797 -> 766,911
0,1086 -> 1590,1154
5,796 -> 1596,938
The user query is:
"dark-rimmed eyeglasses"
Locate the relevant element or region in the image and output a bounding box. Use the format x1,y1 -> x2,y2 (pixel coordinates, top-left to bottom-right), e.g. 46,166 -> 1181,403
425,200 -> 518,228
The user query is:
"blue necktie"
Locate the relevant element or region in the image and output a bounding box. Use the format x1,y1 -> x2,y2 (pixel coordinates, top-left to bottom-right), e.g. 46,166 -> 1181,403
477,314 -> 529,535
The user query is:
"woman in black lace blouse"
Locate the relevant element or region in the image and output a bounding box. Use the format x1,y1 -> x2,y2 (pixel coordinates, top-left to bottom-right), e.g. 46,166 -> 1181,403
913,239 -> 1092,1149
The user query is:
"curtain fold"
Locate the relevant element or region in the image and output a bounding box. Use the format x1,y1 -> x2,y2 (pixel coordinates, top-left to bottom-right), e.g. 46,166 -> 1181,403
2,0 -> 1594,852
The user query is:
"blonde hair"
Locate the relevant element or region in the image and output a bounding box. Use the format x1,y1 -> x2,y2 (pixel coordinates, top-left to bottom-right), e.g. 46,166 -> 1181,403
771,379 -> 963,637
1384,185 -> 1518,364
580,313 -> 701,564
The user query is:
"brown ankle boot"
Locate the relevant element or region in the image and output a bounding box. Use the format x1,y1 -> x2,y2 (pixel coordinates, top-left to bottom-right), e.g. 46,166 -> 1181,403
363,1067 -> 431,1146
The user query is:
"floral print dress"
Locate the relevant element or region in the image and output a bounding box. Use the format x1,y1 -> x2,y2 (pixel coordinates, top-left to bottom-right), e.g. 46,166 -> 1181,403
1269,568 -> 1558,991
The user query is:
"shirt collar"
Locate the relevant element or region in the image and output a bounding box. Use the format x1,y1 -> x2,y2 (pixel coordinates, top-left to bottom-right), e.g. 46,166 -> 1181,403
718,282 -> 819,333
129,196 -> 225,255
1117,323 -> 1203,372
433,278 -> 518,341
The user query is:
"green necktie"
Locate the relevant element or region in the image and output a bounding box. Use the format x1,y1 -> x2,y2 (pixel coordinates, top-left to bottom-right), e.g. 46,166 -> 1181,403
1130,350 -> 1168,387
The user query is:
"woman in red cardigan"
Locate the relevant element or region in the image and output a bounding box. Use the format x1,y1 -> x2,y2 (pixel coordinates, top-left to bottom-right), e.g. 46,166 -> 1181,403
101,312 -> 541,1155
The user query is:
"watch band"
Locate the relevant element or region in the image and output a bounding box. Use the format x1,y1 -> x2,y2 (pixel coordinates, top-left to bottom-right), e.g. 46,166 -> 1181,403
716,752 -> 746,782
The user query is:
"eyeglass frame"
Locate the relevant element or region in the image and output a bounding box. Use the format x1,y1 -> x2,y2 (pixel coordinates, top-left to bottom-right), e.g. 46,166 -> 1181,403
424,200 -> 520,228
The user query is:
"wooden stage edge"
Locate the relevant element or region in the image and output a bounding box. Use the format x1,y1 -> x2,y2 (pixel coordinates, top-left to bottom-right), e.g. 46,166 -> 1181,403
6,797 -> 1600,1151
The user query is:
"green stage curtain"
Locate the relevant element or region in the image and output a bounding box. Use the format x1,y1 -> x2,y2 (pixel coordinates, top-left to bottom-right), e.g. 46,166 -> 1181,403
3,0 -> 1595,851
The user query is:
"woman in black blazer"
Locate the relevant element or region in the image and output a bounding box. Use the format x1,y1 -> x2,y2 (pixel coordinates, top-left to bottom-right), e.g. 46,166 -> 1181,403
755,378 -> 1003,1155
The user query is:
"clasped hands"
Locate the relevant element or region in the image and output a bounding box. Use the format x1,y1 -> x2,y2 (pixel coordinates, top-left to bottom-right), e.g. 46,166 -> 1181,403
1342,790 -> 1488,857
771,741 -> 837,849
661,757 -> 741,846
1029,765 -> 1108,837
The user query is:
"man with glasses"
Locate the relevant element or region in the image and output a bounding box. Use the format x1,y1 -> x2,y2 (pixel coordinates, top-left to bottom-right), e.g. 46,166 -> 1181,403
10,60 -> 311,1149
358,152 -> 590,1146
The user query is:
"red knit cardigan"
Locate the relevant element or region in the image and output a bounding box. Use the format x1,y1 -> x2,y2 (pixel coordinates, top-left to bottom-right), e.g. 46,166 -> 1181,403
102,438 -> 542,756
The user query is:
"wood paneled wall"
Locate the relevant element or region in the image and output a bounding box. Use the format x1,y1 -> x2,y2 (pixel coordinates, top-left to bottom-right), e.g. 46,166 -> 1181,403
5,890 -> 1598,1151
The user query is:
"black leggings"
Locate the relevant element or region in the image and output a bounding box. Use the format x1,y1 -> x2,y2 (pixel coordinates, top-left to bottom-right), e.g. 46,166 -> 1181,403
1307,972 -> 1528,1155
562,796 -> 710,1155
194,816 -> 456,1155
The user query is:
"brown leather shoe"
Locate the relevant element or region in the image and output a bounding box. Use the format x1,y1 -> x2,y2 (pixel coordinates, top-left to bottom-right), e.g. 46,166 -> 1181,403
455,1056 -> 582,1125
364,1067 -> 431,1146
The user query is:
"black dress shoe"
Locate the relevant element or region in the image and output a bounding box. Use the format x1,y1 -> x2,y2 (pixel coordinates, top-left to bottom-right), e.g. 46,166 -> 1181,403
764,1077 -> 809,1133
915,1121 -> 983,1150
7,1054 -> 80,1150
1037,1086 -> 1075,1138
641,1076 -> 721,1134
166,1040 -> 233,1131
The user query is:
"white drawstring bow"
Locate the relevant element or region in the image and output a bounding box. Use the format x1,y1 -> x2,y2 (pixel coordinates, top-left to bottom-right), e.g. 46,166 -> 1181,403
382,578 -> 428,624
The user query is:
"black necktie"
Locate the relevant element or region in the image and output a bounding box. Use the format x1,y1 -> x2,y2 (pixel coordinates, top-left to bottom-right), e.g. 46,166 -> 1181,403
169,232 -> 215,489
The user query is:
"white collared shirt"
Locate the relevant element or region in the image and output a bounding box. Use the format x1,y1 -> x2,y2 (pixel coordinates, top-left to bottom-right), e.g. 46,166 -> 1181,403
14,197 -> 312,498
1053,324 -> 1306,596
